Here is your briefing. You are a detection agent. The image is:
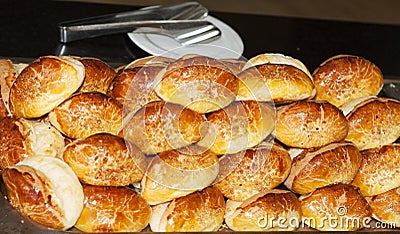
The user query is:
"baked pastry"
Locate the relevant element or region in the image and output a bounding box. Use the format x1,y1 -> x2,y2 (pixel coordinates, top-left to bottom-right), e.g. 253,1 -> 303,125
0,117 -> 65,170
48,92 -> 123,139
300,183 -> 371,231
236,53 -> 315,103
365,186 -> 400,227
154,54 -> 238,113
61,133 -> 146,186
121,101 -> 205,155
149,186 -> 225,232
9,56 -> 85,118
218,58 -> 246,75
75,185 -> 151,232
340,96 -> 400,150
197,100 -> 275,155
351,144 -> 400,196
312,54 -> 383,107
1,156 -> 84,230
284,141 -> 362,194
214,142 -> 291,201
225,189 -> 302,231
276,100 -> 349,148
141,145 -> 219,205
76,57 -> 116,93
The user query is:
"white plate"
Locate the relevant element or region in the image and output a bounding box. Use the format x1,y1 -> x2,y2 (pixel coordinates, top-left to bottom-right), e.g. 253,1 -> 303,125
127,15 -> 244,59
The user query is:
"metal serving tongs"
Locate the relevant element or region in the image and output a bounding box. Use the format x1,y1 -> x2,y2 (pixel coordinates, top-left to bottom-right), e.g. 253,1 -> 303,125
58,2 -> 220,44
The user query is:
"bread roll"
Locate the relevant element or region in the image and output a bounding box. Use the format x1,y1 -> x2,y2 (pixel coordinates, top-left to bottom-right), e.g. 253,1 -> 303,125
225,190 -> 302,231
76,57 -> 116,93
149,186 -> 225,232
218,58 -> 246,75
365,186 -> 400,227
141,145 -> 219,205
75,185 -> 151,232
121,101 -> 205,155
276,100 -> 348,148
300,184 -> 371,231
48,92 -> 123,139
284,142 -> 362,195
313,54 -> 383,107
341,96 -> 400,150
62,133 -> 146,186
1,156 -> 84,230
0,117 -> 65,170
237,53 -> 315,102
351,144 -> 400,196
197,101 -> 275,155
9,56 -> 85,118
214,142 -> 291,201
154,54 -> 238,113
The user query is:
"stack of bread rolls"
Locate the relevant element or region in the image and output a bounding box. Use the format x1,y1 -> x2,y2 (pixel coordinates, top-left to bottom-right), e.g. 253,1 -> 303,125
0,52 -> 398,232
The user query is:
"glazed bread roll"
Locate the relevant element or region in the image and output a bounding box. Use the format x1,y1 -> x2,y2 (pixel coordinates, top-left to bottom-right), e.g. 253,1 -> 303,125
341,96 -> 400,150
121,101 -> 205,155
313,54 -> 384,107
61,133 -> 146,186
284,142 -> 362,195
276,100 -> 349,148
149,186 -> 225,232
48,92 -> 123,139
351,144 -> 400,196
9,56 -> 85,118
214,142 -> 291,201
300,184 -> 371,231
218,58 -> 246,75
76,57 -> 116,93
225,190 -> 302,231
141,145 -> 219,205
0,117 -> 65,170
75,185 -> 151,232
154,54 -> 238,113
365,186 -> 400,227
237,53 -> 315,102
1,156 -> 84,230
197,101 -> 275,155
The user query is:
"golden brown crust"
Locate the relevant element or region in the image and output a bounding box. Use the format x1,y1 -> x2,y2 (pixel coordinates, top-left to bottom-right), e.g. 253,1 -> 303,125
345,97 -> 400,150
351,144 -> 400,196
77,57 -> 116,93
218,58 -> 246,75
366,187 -> 400,227
214,143 -> 291,201
75,185 -> 151,232
276,100 -> 349,148
62,133 -> 146,186
313,54 -> 383,107
284,142 -> 362,195
300,183 -> 371,231
48,92 -> 123,139
225,190 -> 302,231
0,59 -> 21,116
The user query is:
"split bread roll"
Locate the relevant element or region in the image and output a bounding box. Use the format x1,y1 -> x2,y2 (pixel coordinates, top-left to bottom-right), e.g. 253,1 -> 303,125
237,53 -> 315,103
276,100 -> 349,148
149,186 -> 225,232
284,142 -> 362,195
312,54 -> 384,107
61,133 -> 146,186
365,186 -> 400,227
340,96 -> 400,150
351,144 -> 400,196
0,117 -> 65,170
48,92 -> 123,139
197,101 -> 275,155
76,57 -> 116,93
75,185 -> 151,232
1,156 -> 84,230
141,145 -> 219,205
9,56 -> 85,118
300,183 -> 371,231
225,189 -> 302,231
214,142 -> 291,201
121,101 -> 205,155
154,54 -> 238,113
